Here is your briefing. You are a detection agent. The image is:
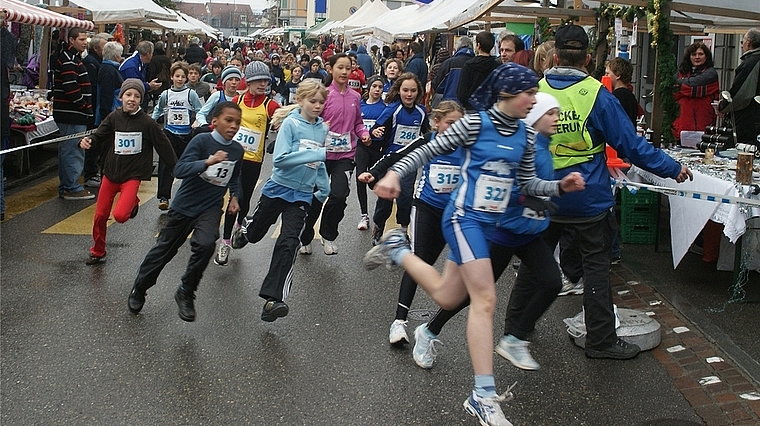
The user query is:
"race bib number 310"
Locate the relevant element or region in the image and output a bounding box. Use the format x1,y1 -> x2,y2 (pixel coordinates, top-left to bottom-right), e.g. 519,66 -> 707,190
234,127 -> 263,153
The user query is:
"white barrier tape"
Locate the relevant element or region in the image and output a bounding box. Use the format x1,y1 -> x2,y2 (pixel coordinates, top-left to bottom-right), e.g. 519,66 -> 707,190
0,130 -> 96,155
613,179 -> 760,207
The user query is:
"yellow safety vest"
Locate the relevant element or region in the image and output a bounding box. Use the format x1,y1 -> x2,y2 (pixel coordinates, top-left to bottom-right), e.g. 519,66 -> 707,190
539,76 -> 605,170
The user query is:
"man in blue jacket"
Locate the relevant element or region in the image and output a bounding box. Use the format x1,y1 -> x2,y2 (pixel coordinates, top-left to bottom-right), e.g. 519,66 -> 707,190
405,42 -> 428,85
119,41 -> 162,108
356,45 -> 375,77
513,24 -> 693,360
431,36 -> 474,102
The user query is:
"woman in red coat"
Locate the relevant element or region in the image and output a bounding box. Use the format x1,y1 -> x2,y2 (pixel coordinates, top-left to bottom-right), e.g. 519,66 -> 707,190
673,42 -> 719,140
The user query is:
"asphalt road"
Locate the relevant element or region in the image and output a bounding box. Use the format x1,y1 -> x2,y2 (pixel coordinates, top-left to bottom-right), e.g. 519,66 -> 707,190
0,154 -> 735,425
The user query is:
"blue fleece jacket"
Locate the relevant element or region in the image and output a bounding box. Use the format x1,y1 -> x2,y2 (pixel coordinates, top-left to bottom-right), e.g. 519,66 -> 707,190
265,108 -> 330,203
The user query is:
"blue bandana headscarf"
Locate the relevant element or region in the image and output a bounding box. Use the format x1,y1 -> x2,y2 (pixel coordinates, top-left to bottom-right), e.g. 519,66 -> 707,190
468,63 -> 539,111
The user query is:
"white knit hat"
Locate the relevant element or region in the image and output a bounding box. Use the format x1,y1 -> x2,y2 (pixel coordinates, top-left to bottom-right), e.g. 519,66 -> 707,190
523,92 -> 560,127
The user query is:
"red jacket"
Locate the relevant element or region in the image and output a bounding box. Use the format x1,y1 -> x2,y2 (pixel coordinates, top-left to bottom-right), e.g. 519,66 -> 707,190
673,66 -> 719,138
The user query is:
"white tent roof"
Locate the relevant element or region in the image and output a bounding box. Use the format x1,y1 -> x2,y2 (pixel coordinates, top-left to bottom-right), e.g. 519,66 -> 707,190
0,0 -> 95,30
150,11 -> 220,36
346,0 -> 487,41
335,0 -> 391,32
69,0 -> 176,24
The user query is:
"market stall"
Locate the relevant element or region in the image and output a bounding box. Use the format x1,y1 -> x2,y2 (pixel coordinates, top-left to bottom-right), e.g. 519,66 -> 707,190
1,1 -> 94,176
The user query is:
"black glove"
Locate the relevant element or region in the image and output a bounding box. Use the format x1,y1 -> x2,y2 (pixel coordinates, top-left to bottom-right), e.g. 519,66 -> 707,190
519,195 -> 559,215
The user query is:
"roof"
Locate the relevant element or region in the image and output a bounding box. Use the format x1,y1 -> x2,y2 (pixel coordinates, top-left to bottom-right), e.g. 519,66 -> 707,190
0,0 -> 95,30
69,0 -> 176,23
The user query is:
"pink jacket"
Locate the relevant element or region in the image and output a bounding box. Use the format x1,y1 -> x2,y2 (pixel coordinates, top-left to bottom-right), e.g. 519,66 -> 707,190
322,81 -> 369,161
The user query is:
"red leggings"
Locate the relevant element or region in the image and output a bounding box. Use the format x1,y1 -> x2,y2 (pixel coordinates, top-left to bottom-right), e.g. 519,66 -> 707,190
90,175 -> 140,257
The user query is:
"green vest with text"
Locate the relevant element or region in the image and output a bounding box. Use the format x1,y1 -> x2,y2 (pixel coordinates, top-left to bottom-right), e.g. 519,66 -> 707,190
539,76 -> 605,170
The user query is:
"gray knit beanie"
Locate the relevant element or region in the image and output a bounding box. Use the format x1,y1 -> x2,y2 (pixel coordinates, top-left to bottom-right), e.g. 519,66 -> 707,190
119,78 -> 145,99
244,61 -> 271,83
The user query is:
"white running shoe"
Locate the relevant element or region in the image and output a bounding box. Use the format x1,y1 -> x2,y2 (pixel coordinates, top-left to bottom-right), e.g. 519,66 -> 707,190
413,324 -> 442,369
495,335 -> 540,370
363,228 -> 410,270
214,241 -> 232,266
357,214 -> 370,231
557,276 -> 584,296
389,319 -> 409,344
463,388 -> 515,426
321,238 -> 338,255
299,243 -> 312,255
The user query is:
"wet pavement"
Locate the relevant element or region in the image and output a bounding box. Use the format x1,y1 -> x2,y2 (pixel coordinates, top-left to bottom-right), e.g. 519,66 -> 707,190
2,152 -> 759,425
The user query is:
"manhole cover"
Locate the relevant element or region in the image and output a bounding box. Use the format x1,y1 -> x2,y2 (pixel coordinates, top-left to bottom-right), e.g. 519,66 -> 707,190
407,309 -> 437,321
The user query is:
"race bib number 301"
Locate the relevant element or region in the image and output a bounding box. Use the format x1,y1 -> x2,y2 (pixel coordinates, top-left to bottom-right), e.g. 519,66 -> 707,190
473,175 -> 513,213
201,160 -> 236,187
114,131 -> 143,155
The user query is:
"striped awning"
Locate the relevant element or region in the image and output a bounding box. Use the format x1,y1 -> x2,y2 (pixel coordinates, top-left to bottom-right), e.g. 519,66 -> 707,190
1,0 -> 95,30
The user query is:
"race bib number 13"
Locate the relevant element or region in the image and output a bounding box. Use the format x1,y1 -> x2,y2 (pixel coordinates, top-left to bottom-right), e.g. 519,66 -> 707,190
201,160 -> 236,187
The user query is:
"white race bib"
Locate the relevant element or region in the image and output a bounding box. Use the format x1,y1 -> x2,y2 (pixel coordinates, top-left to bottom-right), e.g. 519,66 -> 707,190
429,164 -> 460,194
325,131 -> 351,153
234,127 -> 263,153
393,124 -> 420,146
288,89 -> 297,105
114,131 -> 143,155
362,119 -> 376,132
201,160 -> 236,187
167,107 -> 190,126
348,79 -> 361,90
473,175 -> 513,213
299,138 -> 322,169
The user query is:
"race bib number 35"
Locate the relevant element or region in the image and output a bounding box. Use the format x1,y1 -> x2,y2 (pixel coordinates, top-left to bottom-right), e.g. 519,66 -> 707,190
201,160 -> 236,187
167,107 -> 190,126
234,127 -> 263,153
473,175 -> 513,213
429,164 -> 460,194
114,131 -> 143,155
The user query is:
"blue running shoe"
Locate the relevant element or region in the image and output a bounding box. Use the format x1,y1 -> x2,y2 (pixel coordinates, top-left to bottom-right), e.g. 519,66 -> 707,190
363,228 -> 410,270
413,324 -> 442,369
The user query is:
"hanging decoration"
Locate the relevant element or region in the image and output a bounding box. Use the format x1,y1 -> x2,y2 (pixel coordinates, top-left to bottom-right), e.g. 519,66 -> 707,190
648,0 -> 678,147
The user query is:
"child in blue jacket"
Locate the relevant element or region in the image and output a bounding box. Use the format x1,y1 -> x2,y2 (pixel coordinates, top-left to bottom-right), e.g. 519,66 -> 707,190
231,79 -> 330,322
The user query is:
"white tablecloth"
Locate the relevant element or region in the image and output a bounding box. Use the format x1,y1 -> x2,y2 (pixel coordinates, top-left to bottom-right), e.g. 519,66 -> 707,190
20,116 -> 59,143
627,165 -> 750,268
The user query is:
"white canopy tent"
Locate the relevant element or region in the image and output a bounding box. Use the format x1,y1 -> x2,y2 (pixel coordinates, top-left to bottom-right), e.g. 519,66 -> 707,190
346,0 -> 489,42
69,0 -> 176,24
332,0 -> 391,33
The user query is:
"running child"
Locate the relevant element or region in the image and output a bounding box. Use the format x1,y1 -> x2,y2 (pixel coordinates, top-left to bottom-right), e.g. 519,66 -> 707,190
358,100 -> 464,345
79,79 -> 178,265
364,64 -> 584,426
355,75 -> 386,231
382,58 -> 403,101
230,79 -> 330,322
411,93 -> 563,371
280,64 -> 303,106
368,72 -> 430,245
128,101 -> 245,322
213,60 -> 280,266
152,61 -> 204,210
347,52 -> 366,95
299,53 -> 371,255
196,65 -> 243,126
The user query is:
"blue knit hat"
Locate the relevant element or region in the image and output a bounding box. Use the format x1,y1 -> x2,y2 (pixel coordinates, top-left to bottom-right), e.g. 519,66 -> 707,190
468,63 -> 539,111
221,65 -> 243,84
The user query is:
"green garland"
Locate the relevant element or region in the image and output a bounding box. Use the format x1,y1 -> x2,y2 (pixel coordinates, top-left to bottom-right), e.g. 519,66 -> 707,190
648,0 -> 678,147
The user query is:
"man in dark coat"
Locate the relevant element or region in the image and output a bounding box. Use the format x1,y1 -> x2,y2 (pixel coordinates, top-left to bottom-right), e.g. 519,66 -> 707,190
184,37 -> 207,66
